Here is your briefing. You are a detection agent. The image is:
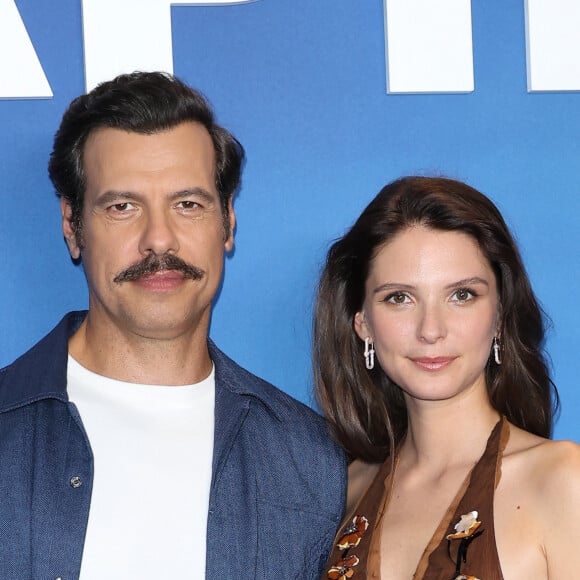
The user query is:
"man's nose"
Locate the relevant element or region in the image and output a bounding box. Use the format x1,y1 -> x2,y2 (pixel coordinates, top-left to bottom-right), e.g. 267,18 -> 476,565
138,210 -> 179,256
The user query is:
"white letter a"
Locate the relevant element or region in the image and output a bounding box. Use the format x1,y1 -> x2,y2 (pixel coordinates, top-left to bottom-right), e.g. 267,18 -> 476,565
0,0 -> 52,99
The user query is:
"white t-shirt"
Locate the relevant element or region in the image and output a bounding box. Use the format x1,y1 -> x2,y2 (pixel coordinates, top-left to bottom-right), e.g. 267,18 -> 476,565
67,356 -> 215,579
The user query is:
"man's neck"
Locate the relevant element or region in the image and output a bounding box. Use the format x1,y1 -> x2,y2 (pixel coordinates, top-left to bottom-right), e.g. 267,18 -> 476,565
68,316 -> 213,386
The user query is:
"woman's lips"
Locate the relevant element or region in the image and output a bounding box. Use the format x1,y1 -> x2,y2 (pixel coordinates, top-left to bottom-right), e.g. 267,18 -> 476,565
410,356 -> 457,371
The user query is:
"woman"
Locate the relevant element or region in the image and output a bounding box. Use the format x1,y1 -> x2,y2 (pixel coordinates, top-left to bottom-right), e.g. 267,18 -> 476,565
314,176 -> 580,579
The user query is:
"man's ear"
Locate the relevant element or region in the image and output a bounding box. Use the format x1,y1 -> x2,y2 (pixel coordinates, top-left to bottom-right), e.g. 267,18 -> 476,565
354,310 -> 369,342
224,199 -> 236,252
60,198 -> 81,260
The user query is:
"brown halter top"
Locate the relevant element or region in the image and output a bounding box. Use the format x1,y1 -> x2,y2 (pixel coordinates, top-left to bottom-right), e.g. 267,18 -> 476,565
324,418 -> 509,580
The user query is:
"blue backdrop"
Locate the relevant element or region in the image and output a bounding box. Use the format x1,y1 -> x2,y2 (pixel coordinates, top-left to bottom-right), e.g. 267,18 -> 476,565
1,0 -> 579,440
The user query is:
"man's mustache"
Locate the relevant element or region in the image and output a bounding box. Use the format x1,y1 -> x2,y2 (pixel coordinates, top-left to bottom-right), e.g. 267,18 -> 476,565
113,253 -> 205,284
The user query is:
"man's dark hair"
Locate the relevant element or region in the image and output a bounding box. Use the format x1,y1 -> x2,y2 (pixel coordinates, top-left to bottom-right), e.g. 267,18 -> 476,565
48,71 -> 244,242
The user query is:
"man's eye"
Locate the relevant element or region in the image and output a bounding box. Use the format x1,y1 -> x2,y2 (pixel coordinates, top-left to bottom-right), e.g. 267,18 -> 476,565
110,202 -> 133,212
178,201 -> 200,210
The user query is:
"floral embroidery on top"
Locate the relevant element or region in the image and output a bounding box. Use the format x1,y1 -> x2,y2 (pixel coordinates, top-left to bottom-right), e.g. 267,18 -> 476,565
337,515 -> 369,549
327,555 -> 360,580
326,515 -> 369,579
446,511 -> 484,580
446,510 -> 482,540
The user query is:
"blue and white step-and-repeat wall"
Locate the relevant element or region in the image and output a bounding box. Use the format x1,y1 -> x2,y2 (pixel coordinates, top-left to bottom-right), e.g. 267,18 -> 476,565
1,1 -> 579,439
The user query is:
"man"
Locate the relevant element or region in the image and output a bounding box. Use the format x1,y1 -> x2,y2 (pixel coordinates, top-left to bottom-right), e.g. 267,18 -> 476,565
0,72 -> 345,579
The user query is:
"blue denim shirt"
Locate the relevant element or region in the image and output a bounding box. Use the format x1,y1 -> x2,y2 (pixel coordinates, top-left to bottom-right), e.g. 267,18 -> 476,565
0,312 -> 346,579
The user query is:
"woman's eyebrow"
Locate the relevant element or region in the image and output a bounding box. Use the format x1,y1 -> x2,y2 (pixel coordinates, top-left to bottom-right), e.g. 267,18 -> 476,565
444,277 -> 490,289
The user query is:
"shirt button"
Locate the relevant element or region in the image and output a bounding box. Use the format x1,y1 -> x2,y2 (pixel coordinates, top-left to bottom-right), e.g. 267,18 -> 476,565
70,476 -> 82,488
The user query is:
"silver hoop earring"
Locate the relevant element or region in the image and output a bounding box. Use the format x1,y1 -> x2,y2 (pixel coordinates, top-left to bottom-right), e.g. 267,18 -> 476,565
493,336 -> 502,365
364,337 -> 375,370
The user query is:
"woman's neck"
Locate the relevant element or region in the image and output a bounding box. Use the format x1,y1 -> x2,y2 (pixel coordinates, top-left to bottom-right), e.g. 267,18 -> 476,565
399,392 -> 500,473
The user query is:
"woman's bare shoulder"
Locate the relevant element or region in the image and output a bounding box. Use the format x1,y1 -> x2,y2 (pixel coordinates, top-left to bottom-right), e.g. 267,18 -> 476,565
504,422 -> 580,501
529,438 -> 580,494
506,423 -> 580,468
346,459 -> 382,515
504,425 -> 580,576
495,426 -> 580,577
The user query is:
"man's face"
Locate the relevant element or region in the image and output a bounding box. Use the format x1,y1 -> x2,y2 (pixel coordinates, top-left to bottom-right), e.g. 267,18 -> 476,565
61,121 -> 235,342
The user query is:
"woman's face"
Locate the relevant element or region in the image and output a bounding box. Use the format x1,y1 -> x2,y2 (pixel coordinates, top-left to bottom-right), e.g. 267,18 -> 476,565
355,225 -> 499,405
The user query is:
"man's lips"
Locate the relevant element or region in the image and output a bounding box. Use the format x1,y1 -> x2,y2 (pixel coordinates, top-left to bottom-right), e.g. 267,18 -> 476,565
132,270 -> 188,291
410,356 -> 457,371
113,253 -> 205,285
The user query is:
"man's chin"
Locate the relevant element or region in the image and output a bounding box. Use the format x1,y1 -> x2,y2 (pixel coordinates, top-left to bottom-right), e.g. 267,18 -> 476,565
127,310 -> 208,341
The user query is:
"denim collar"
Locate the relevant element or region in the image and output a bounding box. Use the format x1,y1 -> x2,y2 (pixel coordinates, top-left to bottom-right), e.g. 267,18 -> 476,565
0,310 -> 283,421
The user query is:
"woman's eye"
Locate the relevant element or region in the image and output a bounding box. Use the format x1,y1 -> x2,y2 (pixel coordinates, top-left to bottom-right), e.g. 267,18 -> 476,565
386,293 -> 410,304
452,288 -> 474,302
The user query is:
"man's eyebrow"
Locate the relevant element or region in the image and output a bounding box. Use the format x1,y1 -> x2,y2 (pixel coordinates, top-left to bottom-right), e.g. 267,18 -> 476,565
170,188 -> 216,203
94,190 -> 141,206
